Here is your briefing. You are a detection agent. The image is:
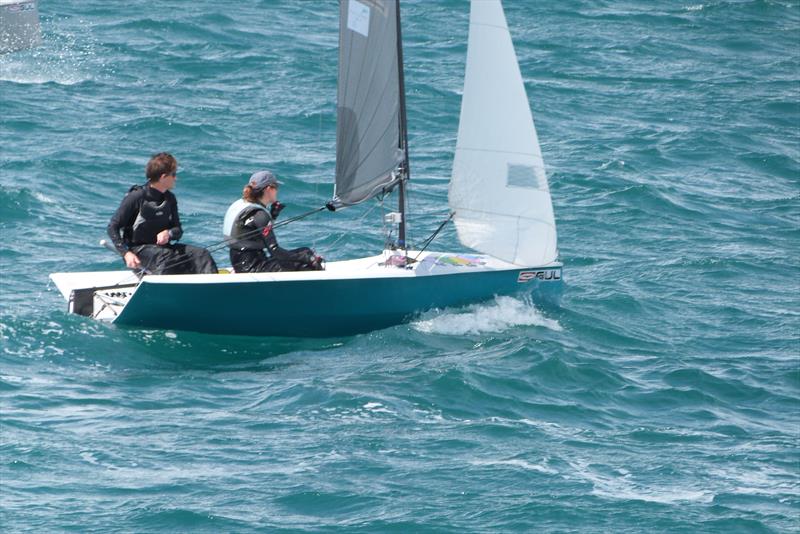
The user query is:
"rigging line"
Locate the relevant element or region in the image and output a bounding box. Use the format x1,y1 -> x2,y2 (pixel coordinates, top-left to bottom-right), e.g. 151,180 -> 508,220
380,194 -> 389,249
321,198 -> 381,256
145,205 -> 329,275
412,212 -> 455,262
200,205 -> 327,253
404,176 -> 411,247
314,111 -> 321,251
395,0 -> 410,249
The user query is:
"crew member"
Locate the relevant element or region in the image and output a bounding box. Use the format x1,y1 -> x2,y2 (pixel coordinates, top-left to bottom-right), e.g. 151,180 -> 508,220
223,170 -> 323,273
107,152 -> 218,275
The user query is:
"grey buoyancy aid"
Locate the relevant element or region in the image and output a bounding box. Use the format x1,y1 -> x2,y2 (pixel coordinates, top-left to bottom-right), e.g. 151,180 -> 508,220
128,185 -> 174,245
223,199 -> 271,250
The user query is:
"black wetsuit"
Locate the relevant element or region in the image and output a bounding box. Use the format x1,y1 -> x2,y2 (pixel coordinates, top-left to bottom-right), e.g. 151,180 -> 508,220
229,206 -> 320,273
107,185 -> 217,275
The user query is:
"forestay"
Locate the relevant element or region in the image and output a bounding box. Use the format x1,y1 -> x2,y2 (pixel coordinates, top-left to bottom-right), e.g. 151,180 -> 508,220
449,0 -> 557,266
333,0 -> 404,207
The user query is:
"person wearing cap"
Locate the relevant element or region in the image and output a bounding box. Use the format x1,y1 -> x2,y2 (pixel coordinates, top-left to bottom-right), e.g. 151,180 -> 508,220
222,170 -> 323,273
107,152 -> 218,275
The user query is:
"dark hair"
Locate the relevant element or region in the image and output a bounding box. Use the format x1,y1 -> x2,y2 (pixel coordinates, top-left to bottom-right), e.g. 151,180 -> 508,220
145,152 -> 177,182
242,185 -> 263,203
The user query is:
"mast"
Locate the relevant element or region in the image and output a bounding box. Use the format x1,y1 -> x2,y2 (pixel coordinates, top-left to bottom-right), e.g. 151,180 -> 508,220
395,0 -> 410,249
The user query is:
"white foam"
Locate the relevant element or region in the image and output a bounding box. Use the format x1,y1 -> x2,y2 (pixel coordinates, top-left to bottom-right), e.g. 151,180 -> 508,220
32,191 -> 55,204
708,465 -> 799,498
0,21 -> 101,85
79,451 -> 99,465
363,401 -> 392,414
471,458 -> 557,475
569,460 -> 714,504
412,295 -> 562,335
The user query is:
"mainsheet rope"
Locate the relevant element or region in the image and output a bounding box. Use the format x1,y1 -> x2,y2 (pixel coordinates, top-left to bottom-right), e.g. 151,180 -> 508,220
112,201 -> 454,280
109,204 -> 330,281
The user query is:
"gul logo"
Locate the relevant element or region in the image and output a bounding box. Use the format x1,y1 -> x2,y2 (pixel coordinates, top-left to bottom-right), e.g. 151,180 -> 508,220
7,2 -> 36,12
518,270 -> 561,283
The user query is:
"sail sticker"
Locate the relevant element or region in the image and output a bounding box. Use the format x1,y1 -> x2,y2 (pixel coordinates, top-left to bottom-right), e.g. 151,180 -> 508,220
518,270 -> 561,283
347,0 -> 370,37
506,163 -> 541,189
433,254 -> 486,268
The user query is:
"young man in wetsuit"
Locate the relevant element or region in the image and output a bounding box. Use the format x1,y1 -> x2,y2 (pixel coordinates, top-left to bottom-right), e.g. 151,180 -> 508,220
223,170 -> 323,273
107,152 -> 218,275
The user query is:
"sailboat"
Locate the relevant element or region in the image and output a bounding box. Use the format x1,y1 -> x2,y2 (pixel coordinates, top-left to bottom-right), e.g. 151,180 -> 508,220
49,0 -> 562,337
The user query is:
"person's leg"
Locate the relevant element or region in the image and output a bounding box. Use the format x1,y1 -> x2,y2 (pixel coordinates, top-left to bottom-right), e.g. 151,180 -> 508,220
280,247 -> 323,271
231,249 -> 279,273
253,255 -> 282,272
230,248 -> 241,272
231,248 -> 257,273
180,244 -> 218,274
151,244 -> 190,275
133,245 -> 177,275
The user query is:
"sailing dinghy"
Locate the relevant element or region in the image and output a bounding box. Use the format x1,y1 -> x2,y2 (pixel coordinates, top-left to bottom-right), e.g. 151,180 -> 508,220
49,0 -> 562,337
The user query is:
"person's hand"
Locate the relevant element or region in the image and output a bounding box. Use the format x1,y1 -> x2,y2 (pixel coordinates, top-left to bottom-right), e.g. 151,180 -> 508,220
156,229 -> 170,245
310,254 -> 325,271
300,249 -> 315,264
270,201 -> 285,220
124,251 -> 141,269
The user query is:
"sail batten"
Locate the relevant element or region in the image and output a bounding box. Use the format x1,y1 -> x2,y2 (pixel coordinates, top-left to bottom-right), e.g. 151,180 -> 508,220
334,0 -> 404,207
449,0 -> 558,266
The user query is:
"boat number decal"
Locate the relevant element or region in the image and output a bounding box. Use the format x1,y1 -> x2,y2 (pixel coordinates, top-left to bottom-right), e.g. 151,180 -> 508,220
518,270 -> 561,283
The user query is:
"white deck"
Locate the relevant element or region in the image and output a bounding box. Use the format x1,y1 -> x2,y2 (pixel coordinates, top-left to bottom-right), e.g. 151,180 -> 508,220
49,250 -> 557,302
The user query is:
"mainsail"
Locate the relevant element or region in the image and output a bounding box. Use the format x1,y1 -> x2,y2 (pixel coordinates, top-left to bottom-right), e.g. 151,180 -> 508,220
333,0 -> 406,207
449,0 -> 558,266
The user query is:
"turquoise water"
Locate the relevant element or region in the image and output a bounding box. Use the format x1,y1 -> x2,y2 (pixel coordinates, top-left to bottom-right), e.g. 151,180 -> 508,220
1,0 -> 798,531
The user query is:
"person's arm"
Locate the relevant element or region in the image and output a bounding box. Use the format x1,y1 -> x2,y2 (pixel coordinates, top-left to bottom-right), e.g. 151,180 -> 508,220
107,191 -> 140,255
167,192 -> 183,242
248,210 -> 301,262
107,190 -> 143,269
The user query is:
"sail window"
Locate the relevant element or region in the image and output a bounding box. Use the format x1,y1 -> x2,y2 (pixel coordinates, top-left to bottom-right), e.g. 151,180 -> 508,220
347,0 -> 370,37
506,163 -> 541,190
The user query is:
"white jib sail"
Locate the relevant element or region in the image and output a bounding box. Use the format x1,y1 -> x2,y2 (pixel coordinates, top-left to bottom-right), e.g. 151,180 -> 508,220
449,0 -> 557,266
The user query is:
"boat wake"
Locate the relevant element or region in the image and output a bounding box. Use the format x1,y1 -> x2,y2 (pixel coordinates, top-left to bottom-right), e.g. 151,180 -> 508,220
412,295 -> 562,335
0,23 -> 100,85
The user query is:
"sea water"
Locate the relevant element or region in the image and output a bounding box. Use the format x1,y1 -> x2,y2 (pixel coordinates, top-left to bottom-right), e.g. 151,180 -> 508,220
1,1 -> 798,531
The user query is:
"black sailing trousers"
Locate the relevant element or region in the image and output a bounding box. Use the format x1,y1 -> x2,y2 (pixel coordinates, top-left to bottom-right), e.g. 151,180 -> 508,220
133,244 -> 218,275
230,247 -> 319,273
